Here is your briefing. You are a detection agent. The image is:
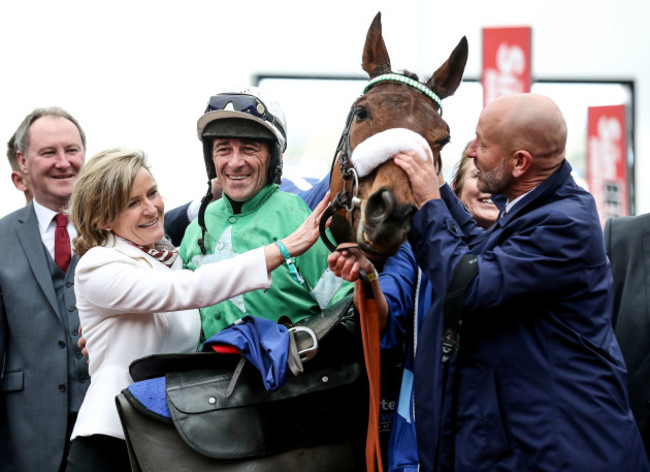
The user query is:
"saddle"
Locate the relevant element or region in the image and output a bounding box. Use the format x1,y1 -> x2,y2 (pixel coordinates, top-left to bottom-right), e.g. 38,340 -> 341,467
115,294 -> 368,472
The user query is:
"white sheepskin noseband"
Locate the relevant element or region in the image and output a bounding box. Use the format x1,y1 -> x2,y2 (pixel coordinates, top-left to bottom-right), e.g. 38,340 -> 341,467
350,128 -> 432,178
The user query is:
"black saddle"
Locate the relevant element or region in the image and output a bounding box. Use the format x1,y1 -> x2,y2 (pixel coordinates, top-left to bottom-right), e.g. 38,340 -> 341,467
115,294 -> 369,472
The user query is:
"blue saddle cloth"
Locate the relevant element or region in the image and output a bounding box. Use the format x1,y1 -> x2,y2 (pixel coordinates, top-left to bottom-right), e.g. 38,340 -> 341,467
127,315 -> 290,418
128,376 -> 171,418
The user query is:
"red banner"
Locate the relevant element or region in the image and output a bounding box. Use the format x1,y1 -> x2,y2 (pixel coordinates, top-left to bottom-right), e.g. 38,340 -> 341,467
482,27 -> 532,107
587,105 -> 629,223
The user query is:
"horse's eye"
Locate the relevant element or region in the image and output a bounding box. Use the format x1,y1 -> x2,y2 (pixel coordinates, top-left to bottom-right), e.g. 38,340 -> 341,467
353,106 -> 369,122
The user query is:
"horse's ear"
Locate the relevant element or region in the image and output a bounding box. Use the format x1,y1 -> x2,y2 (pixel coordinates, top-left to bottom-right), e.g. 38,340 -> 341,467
362,12 -> 392,78
426,36 -> 468,100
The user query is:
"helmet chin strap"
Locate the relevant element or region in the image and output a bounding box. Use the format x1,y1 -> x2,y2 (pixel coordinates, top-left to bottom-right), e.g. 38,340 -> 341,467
197,181 -> 214,255
266,141 -> 283,185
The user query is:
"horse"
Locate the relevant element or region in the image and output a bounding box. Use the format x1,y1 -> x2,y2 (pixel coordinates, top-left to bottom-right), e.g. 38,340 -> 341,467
321,12 -> 468,265
316,13 -> 469,471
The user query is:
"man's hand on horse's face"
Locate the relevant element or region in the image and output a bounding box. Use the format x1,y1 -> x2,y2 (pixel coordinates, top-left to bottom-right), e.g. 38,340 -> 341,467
327,244 -> 376,283
393,150 -> 441,207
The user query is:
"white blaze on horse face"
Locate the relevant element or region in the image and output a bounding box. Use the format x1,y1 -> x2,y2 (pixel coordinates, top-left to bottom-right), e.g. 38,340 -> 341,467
350,128 -> 432,177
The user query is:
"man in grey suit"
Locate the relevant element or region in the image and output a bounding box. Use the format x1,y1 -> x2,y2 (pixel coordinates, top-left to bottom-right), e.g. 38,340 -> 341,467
605,213 -> 650,458
0,107 -> 90,471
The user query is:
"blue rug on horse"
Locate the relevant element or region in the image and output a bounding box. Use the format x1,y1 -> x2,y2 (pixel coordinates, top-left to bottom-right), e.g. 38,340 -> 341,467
202,315 -> 290,391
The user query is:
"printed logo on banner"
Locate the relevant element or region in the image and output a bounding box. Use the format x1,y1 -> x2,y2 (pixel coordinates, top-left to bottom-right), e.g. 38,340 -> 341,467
482,27 -> 532,107
587,105 -> 629,223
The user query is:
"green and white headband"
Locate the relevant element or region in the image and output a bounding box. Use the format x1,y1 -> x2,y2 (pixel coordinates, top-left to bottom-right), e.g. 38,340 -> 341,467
363,73 -> 443,115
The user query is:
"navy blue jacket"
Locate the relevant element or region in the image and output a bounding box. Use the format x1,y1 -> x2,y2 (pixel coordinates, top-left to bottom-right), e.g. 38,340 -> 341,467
410,161 -> 648,471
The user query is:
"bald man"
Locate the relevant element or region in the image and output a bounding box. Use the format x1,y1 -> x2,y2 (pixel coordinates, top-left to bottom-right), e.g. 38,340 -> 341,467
393,93 -> 649,471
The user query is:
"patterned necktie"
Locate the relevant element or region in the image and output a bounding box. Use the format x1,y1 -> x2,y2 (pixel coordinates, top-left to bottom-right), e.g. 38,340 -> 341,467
54,213 -> 71,272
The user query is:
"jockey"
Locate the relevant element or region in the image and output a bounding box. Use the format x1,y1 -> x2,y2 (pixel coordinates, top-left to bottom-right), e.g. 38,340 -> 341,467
179,87 -> 353,340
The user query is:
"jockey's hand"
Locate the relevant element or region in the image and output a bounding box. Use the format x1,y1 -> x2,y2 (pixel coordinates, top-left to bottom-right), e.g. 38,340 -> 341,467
393,149 -> 441,207
328,245 -> 376,282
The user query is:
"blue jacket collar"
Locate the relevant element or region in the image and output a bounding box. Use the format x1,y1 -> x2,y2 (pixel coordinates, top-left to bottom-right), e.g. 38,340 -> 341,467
491,159 -> 572,223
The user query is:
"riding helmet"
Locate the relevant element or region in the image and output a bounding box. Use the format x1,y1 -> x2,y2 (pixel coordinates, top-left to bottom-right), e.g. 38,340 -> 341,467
197,86 -> 287,185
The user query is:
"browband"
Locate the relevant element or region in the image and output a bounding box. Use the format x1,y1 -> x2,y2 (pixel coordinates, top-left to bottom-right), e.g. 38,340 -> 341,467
364,73 -> 443,115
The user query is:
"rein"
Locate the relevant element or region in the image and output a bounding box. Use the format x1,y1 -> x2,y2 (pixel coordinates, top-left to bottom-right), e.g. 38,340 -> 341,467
318,74 -> 444,253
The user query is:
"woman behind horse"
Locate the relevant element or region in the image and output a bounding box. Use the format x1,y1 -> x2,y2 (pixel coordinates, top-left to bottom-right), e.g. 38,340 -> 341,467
452,142 -> 499,230
65,148 -> 328,472
328,145 -> 498,472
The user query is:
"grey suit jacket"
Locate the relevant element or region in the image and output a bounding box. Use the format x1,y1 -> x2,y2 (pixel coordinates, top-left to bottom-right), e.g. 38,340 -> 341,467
605,213 -> 650,455
0,203 -> 89,472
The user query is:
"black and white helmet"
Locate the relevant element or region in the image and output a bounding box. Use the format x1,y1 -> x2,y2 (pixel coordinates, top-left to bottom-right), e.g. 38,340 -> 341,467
197,86 -> 287,185
194,87 -> 288,255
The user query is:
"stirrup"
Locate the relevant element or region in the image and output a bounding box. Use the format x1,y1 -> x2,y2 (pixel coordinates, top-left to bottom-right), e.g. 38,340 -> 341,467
287,326 -> 318,376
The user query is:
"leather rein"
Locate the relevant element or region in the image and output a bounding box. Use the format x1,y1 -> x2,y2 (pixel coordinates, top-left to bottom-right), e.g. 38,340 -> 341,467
318,74 -> 444,253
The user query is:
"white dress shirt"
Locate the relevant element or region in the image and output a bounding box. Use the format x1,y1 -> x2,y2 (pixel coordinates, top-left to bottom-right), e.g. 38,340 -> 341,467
32,199 -> 77,259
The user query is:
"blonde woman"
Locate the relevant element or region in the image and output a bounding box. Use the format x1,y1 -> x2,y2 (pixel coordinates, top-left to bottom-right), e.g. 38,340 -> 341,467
451,142 -> 499,230
65,148 -> 327,471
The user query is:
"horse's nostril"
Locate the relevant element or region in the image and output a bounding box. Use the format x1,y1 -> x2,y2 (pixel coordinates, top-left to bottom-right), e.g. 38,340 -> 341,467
366,188 -> 395,224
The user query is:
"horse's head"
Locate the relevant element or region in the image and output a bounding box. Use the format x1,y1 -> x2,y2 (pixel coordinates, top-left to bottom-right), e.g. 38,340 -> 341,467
324,12 -> 468,265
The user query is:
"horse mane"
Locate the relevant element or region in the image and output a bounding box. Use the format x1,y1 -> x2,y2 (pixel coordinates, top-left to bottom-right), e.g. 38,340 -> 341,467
399,69 -> 420,81
398,69 -> 436,94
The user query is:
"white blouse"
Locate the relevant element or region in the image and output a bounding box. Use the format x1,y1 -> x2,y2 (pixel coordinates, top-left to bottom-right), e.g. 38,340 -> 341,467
71,234 -> 271,440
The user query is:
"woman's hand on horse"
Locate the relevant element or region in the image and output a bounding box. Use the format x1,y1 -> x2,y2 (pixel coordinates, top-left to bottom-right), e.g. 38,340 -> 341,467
393,150 -> 441,207
281,192 -> 331,257
327,246 -> 375,282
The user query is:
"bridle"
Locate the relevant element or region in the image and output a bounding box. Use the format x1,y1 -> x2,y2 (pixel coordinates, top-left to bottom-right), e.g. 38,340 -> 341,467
318,74 -> 444,253
319,105 -> 361,252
